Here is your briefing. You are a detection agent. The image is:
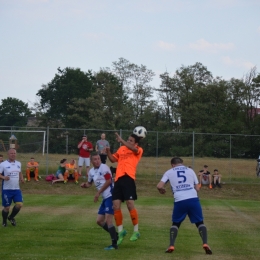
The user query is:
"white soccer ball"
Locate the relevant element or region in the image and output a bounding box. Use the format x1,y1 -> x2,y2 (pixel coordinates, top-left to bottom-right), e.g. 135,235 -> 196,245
133,126 -> 147,138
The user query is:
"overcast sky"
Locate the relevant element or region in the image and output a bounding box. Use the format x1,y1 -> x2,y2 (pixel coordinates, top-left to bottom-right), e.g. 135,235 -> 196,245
1,0 -> 260,106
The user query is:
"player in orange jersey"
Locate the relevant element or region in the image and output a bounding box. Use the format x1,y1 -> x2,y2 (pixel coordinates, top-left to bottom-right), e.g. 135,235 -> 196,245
26,157 -> 39,182
64,159 -> 79,184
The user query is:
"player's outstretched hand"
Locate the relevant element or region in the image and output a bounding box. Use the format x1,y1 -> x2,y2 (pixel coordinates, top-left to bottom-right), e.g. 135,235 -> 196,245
158,188 -> 166,194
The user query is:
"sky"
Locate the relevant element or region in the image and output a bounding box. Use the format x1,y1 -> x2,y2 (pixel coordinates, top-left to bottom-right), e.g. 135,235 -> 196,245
1,0 -> 260,107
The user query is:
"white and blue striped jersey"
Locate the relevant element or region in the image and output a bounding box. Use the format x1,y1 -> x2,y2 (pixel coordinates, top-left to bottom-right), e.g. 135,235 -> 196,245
161,165 -> 199,202
88,163 -> 113,200
0,160 -> 21,190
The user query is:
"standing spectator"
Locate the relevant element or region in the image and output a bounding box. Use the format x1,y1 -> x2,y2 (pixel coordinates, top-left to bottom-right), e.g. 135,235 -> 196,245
77,135 -> 93,177
96,133 -> 110,164
157,157 -> 212,255
198,165 -> 212,189
26,157 -> 39,182
52,159 -> 67,184
0,149 -> 24,227
81,152 -> 118,250
0,154 -> 3,164
106,133 -> 143,245
212,169 -> 222,188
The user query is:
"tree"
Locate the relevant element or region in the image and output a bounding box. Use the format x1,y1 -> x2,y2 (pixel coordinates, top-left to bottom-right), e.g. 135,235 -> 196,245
0,97 -> 33,126
36,67 -> 93,126
67,70 -> 134,129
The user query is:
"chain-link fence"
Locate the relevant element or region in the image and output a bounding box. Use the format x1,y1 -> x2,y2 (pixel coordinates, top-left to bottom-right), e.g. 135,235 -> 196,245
0,126 -> 259,183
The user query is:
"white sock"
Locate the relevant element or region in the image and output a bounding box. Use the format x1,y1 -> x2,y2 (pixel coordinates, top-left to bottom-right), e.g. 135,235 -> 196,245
134,224 -> 139,232
117,225 -> 123,232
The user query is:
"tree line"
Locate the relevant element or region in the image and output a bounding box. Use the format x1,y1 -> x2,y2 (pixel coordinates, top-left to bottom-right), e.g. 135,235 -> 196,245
1,58 -> 260,157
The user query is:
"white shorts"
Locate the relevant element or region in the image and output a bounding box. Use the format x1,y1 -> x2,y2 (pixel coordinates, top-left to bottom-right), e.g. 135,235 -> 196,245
78,157 -> 90,167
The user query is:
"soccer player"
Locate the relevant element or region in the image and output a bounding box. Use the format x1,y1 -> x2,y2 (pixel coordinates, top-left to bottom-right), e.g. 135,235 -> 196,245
77,135 -> 93,177
106,132 -> 143,245
157,157 -> 212,255
95,133 -> 110,164
0,149 -> 24,227
26,157 -> 39,182
81,152 -> 118,250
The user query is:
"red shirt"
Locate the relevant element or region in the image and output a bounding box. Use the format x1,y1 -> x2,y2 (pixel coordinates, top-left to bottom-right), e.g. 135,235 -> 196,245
78,141 -> 93,158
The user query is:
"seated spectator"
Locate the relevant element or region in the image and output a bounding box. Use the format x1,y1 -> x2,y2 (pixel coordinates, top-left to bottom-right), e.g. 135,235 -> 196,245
198,165 -> 212,189
64,159 -> 79,184
52,159 -> 67,184
26,157 -> 39,182
212,169 -> 222,188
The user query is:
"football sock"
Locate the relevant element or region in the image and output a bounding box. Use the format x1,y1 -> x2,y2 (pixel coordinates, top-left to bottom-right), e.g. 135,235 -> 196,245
26,169 -> 30,180
2,209 -> 9,222
129,208 -> 138,226
198,224 -> 207,244
108,225 -> 118,245
170,225 -> 178,246
9,206 -> 20,219
74,172 -> 79,181
35,168 -> 39,180
102,223 -> 109,232
114,209 -> 123,227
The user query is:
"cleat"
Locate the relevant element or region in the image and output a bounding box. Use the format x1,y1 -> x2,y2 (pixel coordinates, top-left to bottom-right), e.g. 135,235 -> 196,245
209,184 -> 212,189
64,180 -> 67,184
75,181 -> 78,184
130,231 -> 140,241
2,221 -> 7,227
203,244 -> 212,255
35,179 -> 39,182
8,217 -> 16,226
104,244 -> 118,250
213,184 -> 216,188
165,245 -> 174,253
117,229 -> 127,245
217,183 -> 222,188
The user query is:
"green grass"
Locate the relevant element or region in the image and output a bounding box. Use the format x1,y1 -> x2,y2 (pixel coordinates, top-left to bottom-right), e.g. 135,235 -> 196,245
2,191 -> 260,260
2,154 -> 260,259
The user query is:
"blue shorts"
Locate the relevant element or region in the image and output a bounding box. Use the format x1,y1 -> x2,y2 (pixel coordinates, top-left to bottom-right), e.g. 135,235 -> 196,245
2,189 -> 23,207
98,196 -> 114,215
56,170 -> 64,178
172,197 -> 203,224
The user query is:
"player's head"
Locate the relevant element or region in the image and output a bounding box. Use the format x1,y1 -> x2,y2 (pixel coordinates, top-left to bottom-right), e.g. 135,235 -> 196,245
171,157 -> 183,166
129,134 -> 141,145
204,165 -> 208,168
70,159 -> 76,164
214,169 -> 218,173
101,133 -> 106,139
8,149 -> 16,161
91,152 -> 101,167
30,157 -> 35,162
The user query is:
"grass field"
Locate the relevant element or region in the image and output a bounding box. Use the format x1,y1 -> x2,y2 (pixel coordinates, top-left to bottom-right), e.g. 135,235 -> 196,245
1,154 -> 260,259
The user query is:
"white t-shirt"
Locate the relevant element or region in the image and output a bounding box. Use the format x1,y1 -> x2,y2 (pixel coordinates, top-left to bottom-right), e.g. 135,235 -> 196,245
88,163 -> 113,200
0,160 -> 21,190
161,165 -> 199,202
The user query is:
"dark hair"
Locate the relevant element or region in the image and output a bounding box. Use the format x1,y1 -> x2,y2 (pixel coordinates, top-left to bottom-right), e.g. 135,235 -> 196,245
204,165 -> 208,168
131,134 -> 141,144
214,169 -> 218,171
91,152 -> 100,158
0,154 -> 3,157
171,157 -> 183,165
60,159 -> 67,163
31,157 -> 34,159
82,135 -> 87,138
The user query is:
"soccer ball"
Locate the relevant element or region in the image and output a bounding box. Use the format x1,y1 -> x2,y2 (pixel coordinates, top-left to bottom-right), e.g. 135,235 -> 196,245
133,126 -> 147,138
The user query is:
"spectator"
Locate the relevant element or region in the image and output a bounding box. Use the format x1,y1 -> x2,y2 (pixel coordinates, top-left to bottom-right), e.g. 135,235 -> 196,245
52,159 -> 67,184
198,165 -> 212,189
64,159 -> 79,184
96,133 -> 110,164
212,169 -> 222,188
26,157 -> 39,182
78,135 -> 93,177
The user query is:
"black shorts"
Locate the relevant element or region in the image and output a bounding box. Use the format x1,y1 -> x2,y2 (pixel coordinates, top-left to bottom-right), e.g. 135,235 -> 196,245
112,175 -> 137,202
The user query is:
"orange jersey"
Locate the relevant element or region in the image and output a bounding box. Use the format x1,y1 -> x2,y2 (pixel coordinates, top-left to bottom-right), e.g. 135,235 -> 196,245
27,161 -> 39,170
112,145 -> 143,181
66,163 -> 77,173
